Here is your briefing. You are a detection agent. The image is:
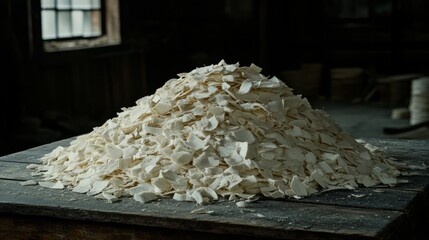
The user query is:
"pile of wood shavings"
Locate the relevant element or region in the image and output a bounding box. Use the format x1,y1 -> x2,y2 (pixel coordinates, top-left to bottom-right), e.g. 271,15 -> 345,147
29,60 -> 405,204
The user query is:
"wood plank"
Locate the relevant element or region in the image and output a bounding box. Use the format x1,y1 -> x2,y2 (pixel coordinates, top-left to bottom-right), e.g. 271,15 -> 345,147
0,143 -> 429,210
286,187 -> 420,211
1,170 -> 427,239
364,138 -> 429,164
0,178 -> 406,240
0,138 -> 428,239
0,162 -> 32,181
0,157 -> 426,212
0,212 -> 271,240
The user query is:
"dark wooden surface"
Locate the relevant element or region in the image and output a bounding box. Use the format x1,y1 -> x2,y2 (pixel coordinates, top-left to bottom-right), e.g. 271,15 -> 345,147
0,137 -> 428,240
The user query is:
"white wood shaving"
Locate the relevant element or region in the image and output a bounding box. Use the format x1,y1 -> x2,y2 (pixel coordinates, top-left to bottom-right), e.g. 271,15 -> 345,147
30,60 -> 405,204
39,181 -> 64,189
20,180 -> 38,186
236,201 -> 249,208
190,208 -> 214,214
134,191 -> 158,203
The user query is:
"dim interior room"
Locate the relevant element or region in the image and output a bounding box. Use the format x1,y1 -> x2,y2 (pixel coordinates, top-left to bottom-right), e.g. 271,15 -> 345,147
1,1 -> 429,239
1,0 -> 429,155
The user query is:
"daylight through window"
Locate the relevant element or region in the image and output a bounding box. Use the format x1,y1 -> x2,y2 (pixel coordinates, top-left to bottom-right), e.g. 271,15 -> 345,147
41,0 -> 102,40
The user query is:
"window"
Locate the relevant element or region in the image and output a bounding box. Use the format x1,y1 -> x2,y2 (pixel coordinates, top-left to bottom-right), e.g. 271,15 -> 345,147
41,0 -> 102,40
40,0 -> 121,52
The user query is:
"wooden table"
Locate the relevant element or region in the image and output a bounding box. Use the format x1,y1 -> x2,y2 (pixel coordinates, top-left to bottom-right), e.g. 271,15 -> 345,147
0,137 -> 428,240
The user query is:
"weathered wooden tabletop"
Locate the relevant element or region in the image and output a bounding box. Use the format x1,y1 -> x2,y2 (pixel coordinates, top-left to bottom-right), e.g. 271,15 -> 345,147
0,137 -> 428,240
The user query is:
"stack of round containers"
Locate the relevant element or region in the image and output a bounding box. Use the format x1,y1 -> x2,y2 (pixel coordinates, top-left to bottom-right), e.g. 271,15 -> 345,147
409,77 -> 429,125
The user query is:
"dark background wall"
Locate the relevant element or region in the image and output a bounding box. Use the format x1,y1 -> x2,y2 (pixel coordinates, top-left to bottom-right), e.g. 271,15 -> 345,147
1,0 -> 429,156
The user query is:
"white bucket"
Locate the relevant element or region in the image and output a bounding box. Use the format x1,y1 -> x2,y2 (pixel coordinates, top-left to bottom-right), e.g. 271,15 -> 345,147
409,77 -> 429,125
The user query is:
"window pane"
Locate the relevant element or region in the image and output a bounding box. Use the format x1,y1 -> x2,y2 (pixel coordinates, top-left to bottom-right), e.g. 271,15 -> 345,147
82,11 -> 92,37
41,0 -> 55,9
82,10 -> 101,37
91,10 -> 102,36
73,0 -> 92,10
41,10 -> 56,39
91,0 -> 101,9
58,11 -> 72,38
72,10 -> 84,37
57,0 -> 71,10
